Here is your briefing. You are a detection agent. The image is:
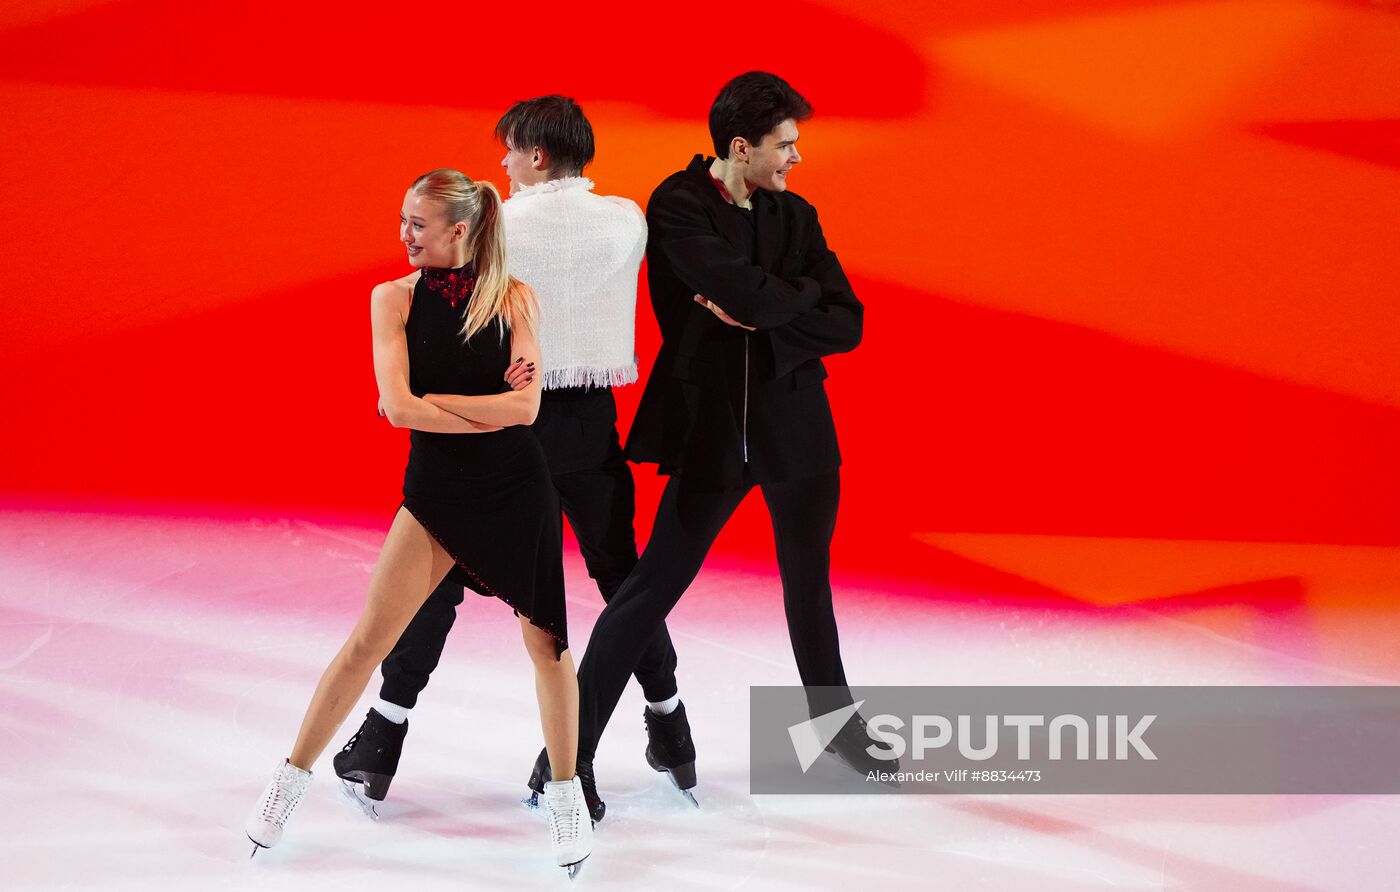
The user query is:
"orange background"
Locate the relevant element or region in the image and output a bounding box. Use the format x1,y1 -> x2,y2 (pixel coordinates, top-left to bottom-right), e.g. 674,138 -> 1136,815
2,0 -> 1397,589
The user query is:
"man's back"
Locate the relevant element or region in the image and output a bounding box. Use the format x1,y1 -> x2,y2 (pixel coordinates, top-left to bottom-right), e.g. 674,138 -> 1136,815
503,176 -> 646,390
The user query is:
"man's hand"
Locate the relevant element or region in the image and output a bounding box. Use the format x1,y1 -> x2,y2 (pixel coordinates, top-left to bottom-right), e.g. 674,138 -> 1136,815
377,397 -> 385,417
503,356 -> 535,391
694,294 -> 756,331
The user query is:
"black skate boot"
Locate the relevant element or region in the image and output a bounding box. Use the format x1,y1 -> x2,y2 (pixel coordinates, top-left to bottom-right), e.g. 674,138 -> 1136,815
825,712 -> 901,786
333,708 -> 408,817
523,747 -> 605,824
644,702 -> 698,807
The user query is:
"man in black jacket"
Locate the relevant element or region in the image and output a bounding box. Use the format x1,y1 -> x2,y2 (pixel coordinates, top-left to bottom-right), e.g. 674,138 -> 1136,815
528,71 -> 895,817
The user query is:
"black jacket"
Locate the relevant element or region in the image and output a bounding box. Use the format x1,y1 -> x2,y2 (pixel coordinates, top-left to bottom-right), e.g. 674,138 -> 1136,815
625,155 -> 864,487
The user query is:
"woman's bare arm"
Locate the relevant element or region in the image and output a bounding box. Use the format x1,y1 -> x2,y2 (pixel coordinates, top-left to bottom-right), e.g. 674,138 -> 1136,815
424,287 -> 543,427
371,280 -> 502,434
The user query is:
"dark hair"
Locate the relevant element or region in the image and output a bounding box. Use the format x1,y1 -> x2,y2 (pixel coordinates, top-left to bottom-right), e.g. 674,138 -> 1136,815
708,71 -> 812,159
494,95 -> 596,177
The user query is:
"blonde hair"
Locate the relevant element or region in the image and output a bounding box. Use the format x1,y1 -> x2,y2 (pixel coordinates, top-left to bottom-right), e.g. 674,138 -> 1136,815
410,168 -> 538,342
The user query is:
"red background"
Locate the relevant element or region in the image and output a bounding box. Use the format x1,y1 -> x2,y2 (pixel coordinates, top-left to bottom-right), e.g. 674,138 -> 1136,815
2,0 -> 1397,588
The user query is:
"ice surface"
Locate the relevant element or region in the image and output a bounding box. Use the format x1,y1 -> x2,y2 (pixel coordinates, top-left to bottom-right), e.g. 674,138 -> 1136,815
2,507 -> 1397,891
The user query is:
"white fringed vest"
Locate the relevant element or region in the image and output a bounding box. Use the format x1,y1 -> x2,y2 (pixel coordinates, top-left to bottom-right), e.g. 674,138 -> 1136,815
503,177 -> 646,390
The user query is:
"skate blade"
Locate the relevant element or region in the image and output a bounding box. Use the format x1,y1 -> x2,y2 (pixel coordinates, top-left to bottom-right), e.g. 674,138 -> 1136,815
521,790 -> 542,813
247,837 -> 266,859
565,855 -> 589,880
662,771 -> 700,808
338,779 -> 381,820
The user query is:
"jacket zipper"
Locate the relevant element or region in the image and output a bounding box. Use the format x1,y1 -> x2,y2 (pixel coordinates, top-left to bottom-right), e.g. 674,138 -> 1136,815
742,333 -> 750,464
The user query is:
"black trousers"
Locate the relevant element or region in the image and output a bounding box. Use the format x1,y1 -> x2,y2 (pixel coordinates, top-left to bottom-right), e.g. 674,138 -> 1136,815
576,468 -> 850,761
378,387 -> 681,708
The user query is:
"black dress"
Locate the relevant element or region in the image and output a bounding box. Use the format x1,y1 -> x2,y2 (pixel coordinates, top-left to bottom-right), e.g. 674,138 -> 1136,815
399,265 -> 567,657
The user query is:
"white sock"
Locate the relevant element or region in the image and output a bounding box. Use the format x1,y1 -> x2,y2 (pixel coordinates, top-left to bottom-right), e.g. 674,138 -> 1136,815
647,694 -> 680,716
375,699 -> 411,724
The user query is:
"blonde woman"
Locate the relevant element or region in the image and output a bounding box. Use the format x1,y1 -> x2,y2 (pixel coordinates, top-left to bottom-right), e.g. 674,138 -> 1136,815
245,169 -> 592,876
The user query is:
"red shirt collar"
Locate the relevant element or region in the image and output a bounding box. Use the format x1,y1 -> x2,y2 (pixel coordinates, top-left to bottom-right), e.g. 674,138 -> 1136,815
709,172 -> 736,205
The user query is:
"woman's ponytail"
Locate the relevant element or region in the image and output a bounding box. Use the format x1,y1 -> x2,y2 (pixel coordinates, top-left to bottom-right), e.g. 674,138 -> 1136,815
408,169 -> 538,343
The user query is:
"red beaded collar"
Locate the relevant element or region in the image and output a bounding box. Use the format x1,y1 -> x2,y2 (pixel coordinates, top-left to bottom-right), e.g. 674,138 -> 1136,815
419,264 -> 477,309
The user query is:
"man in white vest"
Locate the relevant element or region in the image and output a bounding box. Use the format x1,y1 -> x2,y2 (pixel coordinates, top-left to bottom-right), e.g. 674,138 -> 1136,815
333,96 -> 688,823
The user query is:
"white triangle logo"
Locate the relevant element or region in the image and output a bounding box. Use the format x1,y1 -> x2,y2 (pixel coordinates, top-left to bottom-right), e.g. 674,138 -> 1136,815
787,700 -> 865,773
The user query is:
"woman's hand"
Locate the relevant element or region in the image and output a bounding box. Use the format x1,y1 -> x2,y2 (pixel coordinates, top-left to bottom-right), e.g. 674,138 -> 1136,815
503,356 -> 536,392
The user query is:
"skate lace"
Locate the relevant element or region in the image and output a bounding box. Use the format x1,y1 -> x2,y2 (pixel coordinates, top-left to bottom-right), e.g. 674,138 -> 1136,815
644,709 -> 690,754
576,760 -> 596,791
548,789 -> 582,847
339,719 -> 368,753
260,773 -> 305,826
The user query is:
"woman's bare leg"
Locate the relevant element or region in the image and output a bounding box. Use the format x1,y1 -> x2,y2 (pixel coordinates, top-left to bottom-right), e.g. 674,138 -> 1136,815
520,616 -> 579,781
288,507 -> 456,770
